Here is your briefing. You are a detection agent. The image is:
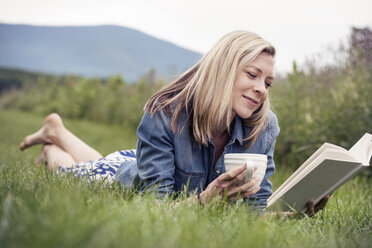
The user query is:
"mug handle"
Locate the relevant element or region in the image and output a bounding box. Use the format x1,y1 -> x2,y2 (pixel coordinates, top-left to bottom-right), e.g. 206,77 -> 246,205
245,160 -> 254,182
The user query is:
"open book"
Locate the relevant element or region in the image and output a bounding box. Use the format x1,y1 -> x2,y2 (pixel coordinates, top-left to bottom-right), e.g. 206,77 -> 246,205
266,133 -> 372,212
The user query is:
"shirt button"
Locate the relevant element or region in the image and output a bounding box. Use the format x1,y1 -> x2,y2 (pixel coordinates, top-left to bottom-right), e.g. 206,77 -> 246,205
216,169 -> 220,174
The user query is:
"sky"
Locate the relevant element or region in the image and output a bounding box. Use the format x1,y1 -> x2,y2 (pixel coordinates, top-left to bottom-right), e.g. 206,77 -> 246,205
1,0 -> 371,74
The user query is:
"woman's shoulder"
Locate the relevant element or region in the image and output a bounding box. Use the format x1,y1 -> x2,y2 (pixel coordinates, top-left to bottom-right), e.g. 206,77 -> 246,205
144,103 -> 188,123
140,104 -> 189,136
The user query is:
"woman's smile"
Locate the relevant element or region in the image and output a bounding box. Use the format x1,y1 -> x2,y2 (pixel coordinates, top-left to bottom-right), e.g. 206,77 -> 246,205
231,53 -> 275,119
243,95 -> 259,107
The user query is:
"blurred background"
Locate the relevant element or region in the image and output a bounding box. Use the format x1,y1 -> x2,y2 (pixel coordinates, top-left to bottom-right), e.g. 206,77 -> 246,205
0,0 -> 371,170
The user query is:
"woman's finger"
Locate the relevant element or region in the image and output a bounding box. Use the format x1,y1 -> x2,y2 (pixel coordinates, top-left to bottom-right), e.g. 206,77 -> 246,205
314,194 -> 330,212
241,186 -> 260,198
226,177 -> 258,196
219,164 -> 246,181
240,177 -> 259,192
228,186 -> 260,201
306,200 -> 315,217
218,168 -> 249,194
208,169 -> 245,197
224,169 -> 247,187
225,177 -> 259,198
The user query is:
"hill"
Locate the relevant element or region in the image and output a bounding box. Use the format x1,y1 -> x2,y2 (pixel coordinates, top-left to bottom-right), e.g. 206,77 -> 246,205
0,23 -> 202,81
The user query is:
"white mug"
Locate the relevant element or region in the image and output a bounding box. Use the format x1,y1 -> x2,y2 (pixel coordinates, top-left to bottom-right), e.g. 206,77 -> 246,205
224,153 -> 268,189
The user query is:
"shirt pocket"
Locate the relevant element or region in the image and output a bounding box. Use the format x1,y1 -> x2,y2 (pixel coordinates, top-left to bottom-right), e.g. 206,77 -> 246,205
174,168 -> 204,194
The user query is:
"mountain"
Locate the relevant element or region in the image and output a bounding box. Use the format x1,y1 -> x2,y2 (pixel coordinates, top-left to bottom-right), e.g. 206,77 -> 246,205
0,23 -> 202,81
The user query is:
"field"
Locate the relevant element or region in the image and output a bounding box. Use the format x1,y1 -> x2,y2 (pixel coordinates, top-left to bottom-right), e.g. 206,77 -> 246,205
0,110 -> 371,248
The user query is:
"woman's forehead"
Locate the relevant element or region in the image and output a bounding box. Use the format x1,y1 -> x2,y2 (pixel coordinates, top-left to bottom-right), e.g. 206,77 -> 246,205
242,54 -> 275,77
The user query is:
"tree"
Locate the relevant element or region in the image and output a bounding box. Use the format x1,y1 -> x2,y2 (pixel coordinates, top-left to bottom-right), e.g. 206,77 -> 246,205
349,27 -> 372,69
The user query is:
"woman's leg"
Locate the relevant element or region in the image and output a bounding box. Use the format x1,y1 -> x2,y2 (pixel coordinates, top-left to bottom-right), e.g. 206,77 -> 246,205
42,145 -> 128,184
20,113 -> 102,162
41,144 -> 76,171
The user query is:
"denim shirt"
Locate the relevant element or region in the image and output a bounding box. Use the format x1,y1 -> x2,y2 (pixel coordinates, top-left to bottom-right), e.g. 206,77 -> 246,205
116,108 -> 280,208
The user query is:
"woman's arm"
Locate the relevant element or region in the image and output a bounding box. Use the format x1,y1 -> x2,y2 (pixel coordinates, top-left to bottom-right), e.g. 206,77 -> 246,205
136,109 -> 176,197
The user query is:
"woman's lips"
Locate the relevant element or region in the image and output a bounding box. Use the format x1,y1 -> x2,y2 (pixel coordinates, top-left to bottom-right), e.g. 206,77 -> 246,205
243,95 -> 259,106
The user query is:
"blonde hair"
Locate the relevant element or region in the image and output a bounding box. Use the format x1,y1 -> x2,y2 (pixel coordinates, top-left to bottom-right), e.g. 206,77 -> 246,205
145,30 -> 275,148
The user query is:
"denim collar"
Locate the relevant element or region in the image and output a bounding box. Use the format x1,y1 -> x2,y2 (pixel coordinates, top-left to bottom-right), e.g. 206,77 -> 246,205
207,115 -> 247,147
230,115 -> 246,146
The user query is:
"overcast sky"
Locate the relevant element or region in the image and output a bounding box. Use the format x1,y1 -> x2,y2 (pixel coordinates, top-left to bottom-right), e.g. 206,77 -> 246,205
1,0 -> 371,74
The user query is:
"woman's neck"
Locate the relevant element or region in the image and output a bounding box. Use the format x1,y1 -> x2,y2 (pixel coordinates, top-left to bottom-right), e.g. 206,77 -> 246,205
212,112 -> 236,138
212,129 -> 230,168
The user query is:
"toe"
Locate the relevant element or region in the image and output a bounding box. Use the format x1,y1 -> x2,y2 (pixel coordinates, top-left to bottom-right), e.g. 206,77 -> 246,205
19,140 -> 27,151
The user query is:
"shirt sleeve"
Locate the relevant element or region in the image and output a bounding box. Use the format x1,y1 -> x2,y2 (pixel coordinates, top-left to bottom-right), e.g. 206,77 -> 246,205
247,111 -> 280,210
135,109 -> 176,198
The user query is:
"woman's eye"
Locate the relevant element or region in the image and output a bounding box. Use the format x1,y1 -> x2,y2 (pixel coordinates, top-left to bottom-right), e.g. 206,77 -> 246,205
247,72 -> 256,78
265,81 -> 272,88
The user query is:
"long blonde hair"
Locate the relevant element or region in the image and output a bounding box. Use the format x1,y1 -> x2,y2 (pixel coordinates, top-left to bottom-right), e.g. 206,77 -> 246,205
145,30 -> 275,148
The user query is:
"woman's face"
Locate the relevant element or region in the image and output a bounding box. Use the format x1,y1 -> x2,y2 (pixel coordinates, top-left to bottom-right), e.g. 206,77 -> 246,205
231,53 -> 274,119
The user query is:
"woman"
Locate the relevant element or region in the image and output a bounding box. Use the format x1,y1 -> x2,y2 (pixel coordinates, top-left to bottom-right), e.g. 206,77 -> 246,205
20,31 -> 328,213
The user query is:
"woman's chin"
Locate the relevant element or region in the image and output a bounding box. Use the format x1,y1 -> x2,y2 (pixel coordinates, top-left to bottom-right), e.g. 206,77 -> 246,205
236,111 -> 253,119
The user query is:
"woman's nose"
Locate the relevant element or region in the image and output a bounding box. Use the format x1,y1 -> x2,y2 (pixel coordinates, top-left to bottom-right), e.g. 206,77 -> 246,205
253,81 -> 267,94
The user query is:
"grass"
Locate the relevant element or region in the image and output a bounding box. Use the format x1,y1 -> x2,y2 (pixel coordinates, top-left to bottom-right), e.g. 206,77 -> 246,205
0,110 -> 371,248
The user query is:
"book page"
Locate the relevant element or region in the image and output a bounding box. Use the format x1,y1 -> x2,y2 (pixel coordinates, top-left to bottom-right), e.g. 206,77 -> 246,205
348,133 -> 372,165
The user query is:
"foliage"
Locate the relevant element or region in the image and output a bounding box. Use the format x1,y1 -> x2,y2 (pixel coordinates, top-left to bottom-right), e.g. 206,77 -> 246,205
0,67 -> 43,92
0,67 -> 89,93
270,27 -> 372,169
0,72 -> 165,128
0,110 -> 371,248
349,27 -> 372,69
270,63 -> 372,169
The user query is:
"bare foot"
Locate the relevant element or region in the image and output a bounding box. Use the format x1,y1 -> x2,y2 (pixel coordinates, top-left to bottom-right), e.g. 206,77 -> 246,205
19,113 -> 64,151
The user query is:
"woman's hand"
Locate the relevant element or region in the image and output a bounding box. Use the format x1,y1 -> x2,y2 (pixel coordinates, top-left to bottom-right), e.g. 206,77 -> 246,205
306,194 -> 331,217
198,164 -> 260,204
